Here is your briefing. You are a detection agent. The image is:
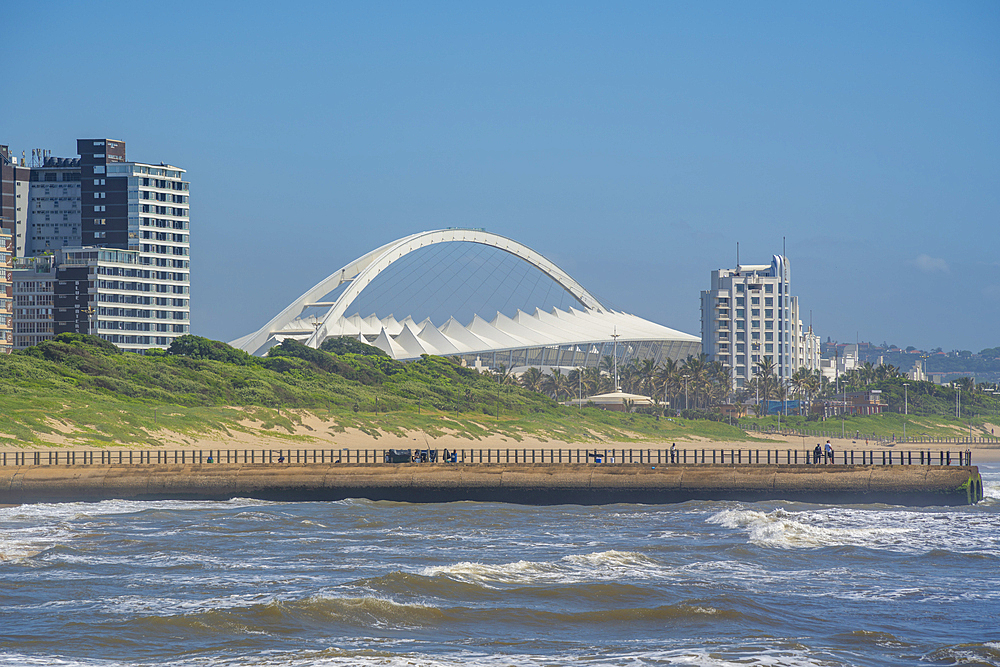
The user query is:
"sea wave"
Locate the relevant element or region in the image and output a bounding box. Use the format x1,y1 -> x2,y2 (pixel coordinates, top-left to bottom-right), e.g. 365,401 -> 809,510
706,507 -> 1000,555
0,498 -> 276,523
923,641 -> 1000,666
0,525 -> 76,563
420,549 -> 669,586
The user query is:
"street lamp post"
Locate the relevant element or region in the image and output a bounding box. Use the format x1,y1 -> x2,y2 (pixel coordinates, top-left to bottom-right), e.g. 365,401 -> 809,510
611,328 -> 620,392
578,368 -> 582,413
83,306 -> 96,336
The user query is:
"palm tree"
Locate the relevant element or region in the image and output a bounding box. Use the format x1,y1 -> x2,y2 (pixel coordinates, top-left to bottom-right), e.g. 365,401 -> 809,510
655,358 -> 682,411
636,359 -> 657,397
751,357 -> 778,409
681,354 -> 709,409
541,368 -> 570,400
877,364 -> 902,380
493,364 -> 517,386
519,367 -> 543,392
583,366 -> 604,396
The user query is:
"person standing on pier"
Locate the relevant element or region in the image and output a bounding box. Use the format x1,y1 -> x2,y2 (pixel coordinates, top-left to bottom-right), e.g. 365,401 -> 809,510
825,441 -> 834,464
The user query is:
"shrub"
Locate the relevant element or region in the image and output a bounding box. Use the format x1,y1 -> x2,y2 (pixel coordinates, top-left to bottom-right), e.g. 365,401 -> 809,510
167,335 -> 256,365
320,337 -> 389,357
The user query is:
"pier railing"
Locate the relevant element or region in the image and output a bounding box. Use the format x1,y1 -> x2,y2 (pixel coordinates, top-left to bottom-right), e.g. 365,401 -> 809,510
0,447 -> 975,467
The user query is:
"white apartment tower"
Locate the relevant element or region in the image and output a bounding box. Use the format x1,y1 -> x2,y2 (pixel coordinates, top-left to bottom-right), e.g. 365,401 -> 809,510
700,255 -> 819,388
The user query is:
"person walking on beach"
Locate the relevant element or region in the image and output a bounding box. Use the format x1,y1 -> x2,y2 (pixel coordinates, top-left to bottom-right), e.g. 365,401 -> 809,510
824,440 -> 834,464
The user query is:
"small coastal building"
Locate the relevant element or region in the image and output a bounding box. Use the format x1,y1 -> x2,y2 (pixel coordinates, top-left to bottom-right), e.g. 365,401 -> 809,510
566,391 -> 655,412
814,390 -> 887,417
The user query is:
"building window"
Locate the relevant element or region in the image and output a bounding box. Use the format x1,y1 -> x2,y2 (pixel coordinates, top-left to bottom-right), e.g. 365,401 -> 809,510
765,332 -> 773,341
765,284 -> 773,293
751,308 -> 760,317
751,297 -> 760,305
736,284 -> 744,293
765,309 -> 773,318
765,344 -> 774,353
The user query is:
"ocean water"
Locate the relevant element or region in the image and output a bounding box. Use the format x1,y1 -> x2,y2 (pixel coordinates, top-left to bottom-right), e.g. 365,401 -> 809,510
1,465 -> 998,667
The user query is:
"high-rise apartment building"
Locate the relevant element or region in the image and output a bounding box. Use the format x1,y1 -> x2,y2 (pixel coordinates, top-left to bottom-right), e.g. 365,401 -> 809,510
700,255 -> 819,388
27,156 -> 82,255
0,227 -> 12,354
11,255 -> 55,350
1,138 -> 190,352
1,145 -> 32,257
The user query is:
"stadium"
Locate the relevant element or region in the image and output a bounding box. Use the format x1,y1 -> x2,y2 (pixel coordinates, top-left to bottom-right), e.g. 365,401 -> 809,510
232,229 -> 700,371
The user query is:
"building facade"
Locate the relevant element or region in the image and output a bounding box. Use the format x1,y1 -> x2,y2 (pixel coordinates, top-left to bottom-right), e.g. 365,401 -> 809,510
700,255 -> 820,388
1,146 -> 31,258
27,156 -> 82,255
0,227 -> 12,353
11,255 -> 55,350
2,138 -> 190,352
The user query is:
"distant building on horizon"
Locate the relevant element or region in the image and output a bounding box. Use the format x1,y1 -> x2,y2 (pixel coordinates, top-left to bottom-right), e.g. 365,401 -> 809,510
700,254 -> 820,389
2,139 -> 190,353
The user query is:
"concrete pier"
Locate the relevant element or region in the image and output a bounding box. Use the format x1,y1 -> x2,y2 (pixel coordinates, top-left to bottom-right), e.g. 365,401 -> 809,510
0,463 -> 984,506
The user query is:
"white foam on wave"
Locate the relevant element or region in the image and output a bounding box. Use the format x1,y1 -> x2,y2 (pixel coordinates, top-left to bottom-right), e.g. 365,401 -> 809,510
0,497 -> 275,523
0,498 -> 283,565
0,646 -> 841,667
420,549 -> 669,587
0,523 -> 75,563
707,506 -> 1000,555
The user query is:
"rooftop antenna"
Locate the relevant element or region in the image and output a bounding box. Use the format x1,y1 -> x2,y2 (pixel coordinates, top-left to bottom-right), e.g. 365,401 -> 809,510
736,242 -> 739,269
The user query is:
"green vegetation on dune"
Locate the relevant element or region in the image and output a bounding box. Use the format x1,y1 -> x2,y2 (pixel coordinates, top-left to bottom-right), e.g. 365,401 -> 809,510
742,413 -> 997,440
0,334 -> 757,448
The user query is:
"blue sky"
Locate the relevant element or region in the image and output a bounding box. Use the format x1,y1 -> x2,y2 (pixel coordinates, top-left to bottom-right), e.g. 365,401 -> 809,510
5,1 -> 998,352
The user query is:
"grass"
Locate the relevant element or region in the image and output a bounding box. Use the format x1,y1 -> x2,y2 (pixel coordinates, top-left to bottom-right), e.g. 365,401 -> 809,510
0,334 -> 761,449
740,413 -> 998,440
4,334 -> 991,450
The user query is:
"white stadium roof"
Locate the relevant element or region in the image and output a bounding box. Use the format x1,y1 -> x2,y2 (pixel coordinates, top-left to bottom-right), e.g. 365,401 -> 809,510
232,229 -> 700,368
